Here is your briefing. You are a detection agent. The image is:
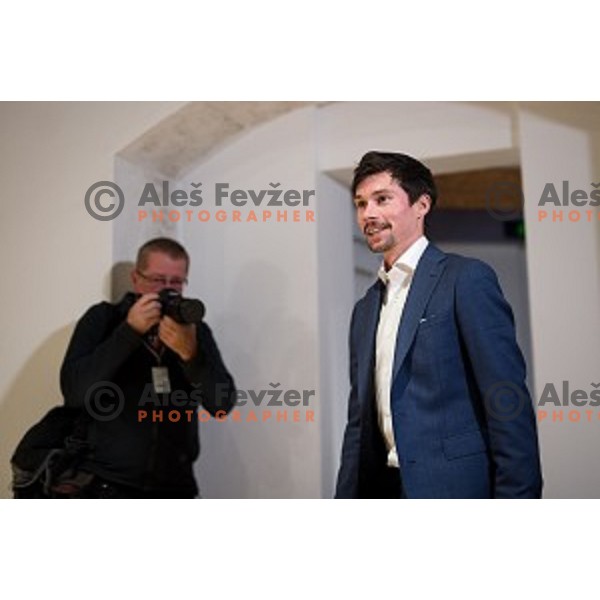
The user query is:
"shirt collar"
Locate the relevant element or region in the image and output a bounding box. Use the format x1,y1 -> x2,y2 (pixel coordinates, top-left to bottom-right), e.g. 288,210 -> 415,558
378,236 -> 429,286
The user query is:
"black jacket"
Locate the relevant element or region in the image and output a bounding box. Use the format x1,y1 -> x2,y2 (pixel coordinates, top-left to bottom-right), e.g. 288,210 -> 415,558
60,293 -> 236,495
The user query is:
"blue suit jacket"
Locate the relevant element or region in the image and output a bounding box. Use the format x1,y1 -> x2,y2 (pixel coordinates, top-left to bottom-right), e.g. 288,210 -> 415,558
335,244 -> 543,498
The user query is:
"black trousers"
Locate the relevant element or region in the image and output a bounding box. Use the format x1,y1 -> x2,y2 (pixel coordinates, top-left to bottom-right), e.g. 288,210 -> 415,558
378,466 -> 406,499
78,476 -> 197,499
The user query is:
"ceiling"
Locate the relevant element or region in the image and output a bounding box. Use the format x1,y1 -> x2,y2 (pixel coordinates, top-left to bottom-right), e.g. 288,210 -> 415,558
119,101 -> 600,182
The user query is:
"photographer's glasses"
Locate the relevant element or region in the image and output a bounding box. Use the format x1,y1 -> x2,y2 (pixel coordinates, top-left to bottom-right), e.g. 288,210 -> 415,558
136,270 -> 188,289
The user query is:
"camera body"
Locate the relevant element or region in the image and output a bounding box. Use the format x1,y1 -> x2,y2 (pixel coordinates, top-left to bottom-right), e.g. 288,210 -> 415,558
126,289 -> 205,324
157,288 -> 205,324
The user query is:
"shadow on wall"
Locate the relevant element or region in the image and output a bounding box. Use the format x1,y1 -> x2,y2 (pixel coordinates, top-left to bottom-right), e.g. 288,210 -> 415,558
0,325 -> 73,499
112,261 -> 135,302
0,262 -> 135,499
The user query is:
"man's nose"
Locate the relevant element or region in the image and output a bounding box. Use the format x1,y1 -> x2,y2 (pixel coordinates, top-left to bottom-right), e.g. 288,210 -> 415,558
363,200 -> 380,219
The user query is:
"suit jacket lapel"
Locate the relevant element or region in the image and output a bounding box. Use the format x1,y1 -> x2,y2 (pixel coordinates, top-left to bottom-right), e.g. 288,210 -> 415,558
392,244 -> 447,383
356,280 -> 384,405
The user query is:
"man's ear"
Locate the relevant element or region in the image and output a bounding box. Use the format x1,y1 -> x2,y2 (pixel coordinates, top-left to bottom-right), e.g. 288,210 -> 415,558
130,268 -> 138,288
416,194 -> 431,219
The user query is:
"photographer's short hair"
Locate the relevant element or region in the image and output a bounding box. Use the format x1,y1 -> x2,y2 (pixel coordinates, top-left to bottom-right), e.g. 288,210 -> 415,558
351,151 -> 438,210
136,238 -> 190,272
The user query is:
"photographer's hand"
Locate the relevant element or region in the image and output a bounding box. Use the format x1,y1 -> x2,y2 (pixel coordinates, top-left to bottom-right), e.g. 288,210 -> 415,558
159,316 -> 198,362
127,293 -> 161,335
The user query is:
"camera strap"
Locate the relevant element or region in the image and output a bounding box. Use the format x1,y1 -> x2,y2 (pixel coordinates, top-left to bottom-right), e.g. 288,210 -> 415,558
142,333 -> 171,394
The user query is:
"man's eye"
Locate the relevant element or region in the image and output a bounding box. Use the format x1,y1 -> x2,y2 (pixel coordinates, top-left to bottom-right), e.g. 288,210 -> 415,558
376,195 -> 388,204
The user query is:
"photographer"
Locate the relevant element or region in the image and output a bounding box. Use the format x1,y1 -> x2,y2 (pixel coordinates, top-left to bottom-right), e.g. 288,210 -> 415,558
60,237 -> 236,498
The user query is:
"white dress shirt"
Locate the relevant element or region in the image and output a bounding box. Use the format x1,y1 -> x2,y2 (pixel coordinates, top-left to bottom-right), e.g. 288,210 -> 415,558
375,236 -> 429,467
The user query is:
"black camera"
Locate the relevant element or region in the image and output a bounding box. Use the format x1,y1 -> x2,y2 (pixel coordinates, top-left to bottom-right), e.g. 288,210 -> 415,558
157,288 -> 205,324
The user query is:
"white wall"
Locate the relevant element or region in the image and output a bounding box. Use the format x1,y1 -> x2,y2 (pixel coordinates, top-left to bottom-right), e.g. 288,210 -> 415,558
318,101 -> 514,173
315,173 -> 355,498
0,102 -> 184,498
519,109 -> 600,498
178,107 -> 322,498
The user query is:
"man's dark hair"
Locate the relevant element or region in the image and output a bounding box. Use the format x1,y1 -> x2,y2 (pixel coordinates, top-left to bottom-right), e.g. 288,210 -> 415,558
136,237 -> 190,272
351,151 -> 438,210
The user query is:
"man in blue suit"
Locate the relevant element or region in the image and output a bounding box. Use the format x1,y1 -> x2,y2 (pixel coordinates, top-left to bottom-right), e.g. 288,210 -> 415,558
335,151 -> 542,499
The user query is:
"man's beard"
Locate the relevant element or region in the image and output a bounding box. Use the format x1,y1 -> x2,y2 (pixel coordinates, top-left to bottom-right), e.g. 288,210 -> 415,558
364,221 -> 393,253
